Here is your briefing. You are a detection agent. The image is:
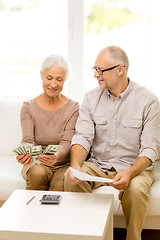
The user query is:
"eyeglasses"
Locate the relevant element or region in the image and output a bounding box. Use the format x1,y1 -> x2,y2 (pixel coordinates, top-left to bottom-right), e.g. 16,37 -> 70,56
92,64 -> 124,75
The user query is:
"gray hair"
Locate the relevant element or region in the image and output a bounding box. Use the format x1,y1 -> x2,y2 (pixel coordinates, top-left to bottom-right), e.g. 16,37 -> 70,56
40,54 -> 70,80
99,46 -> 129,72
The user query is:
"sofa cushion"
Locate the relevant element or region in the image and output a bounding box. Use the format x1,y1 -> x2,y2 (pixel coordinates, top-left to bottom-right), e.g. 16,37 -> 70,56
0,97 -> 27,156
0,155 -> 25,201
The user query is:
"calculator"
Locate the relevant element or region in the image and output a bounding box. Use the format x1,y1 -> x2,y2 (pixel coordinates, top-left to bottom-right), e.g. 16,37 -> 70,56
40,194 -> 62,204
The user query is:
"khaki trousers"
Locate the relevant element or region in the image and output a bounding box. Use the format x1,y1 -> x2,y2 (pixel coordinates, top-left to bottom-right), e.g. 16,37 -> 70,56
22,163 -> 69,191
64,162 -> 154,240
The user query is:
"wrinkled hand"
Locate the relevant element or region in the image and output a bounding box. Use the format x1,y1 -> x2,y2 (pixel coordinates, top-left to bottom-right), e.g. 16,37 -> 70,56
109,170 -> 132,190
38,154 -> 57,166
16,154 -> 33,165
66,167 -> 81,185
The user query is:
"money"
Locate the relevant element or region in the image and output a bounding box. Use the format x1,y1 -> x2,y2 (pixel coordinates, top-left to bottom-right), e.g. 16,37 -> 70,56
30,145 -> 42,156
13,143 -> 34,155
13,144 -> 61,166
43,145 -> 61,155
32,156 -> 41,166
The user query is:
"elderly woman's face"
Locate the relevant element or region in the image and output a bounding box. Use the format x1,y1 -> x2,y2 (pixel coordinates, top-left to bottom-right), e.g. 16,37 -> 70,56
42,64 -> 66,98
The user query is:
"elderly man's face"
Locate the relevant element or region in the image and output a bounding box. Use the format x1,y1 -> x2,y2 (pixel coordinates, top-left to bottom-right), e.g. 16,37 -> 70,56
94,51 -> 119,91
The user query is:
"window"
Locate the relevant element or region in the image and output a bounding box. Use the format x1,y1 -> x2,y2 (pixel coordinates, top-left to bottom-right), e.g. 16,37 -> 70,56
84,0 -> 160,99
0,0 -> 160,103
0,0 -> 68,98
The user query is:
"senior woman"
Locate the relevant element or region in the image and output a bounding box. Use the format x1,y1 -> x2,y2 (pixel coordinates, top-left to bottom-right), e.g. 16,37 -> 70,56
16,54 -> 79,191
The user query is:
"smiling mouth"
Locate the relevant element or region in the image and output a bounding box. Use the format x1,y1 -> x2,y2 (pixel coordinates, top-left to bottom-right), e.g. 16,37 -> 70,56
48,88 -> 57,91
98,80 -> 104,83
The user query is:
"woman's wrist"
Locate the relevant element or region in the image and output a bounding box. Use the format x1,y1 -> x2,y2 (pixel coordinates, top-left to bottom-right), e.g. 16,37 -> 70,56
54,151 -> 61,160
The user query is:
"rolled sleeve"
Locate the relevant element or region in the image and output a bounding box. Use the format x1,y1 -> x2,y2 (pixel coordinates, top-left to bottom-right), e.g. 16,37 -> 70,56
138,148 -> 159,163
138,98 -> 160,162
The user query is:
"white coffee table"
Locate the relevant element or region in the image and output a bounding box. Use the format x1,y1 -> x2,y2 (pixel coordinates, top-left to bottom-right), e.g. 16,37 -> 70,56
0,189 -> 113,240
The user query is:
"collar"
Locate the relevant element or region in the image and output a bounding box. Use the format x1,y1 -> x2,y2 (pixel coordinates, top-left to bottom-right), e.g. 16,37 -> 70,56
119,78 -> 133,100
107,78 -> 132,100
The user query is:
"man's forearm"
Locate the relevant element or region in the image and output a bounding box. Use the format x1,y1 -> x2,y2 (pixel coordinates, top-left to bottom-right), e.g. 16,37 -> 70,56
70,144 -> 88,169
127,156 -> 152,179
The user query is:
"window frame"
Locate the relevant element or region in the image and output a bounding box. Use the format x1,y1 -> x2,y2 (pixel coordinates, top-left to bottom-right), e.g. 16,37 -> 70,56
68,0 -> 84,103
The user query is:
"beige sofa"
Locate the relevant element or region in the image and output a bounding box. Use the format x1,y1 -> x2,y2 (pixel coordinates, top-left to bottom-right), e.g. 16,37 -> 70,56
0,96 -> 160,230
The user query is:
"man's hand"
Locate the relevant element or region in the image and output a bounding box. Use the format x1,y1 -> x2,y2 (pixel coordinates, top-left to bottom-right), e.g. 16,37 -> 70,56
66,167 -> 81,185
38,154 -> 57,166
109,169 -> 132,190
110,157 -> 152,190
16,154 -> 33,165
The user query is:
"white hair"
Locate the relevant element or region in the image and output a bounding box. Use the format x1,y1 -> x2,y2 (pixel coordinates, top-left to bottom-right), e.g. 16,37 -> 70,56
40,54 -> 70,80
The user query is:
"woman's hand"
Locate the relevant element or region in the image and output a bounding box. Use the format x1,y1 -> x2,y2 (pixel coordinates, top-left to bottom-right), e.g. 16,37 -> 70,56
16,154 -> 33,165
38,154 -> 58,166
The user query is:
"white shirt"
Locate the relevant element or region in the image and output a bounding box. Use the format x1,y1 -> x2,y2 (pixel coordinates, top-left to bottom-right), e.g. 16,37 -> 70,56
72,80 -> 160,172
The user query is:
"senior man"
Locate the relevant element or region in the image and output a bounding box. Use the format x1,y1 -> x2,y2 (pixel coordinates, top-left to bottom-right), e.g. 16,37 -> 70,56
64,46 -> 160,240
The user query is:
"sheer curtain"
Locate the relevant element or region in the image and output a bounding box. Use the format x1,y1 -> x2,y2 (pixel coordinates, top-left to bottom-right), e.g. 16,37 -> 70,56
0,0 -> 68,98
0,0 -> 160,103
83,0 -> 160,100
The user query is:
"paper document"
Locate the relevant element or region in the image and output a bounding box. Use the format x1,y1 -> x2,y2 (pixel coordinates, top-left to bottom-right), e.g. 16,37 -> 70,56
70,167 -> 113,183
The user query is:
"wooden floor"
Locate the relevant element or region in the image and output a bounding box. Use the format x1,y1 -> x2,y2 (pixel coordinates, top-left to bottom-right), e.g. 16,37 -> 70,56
114,228 -> 160,240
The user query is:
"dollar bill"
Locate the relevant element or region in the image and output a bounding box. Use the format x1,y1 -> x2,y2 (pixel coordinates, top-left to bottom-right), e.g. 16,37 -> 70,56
13,147 -> 23,155
13,144 -> 41,166
43,145 -> 61,155
30,145 -> 42,156
32,156 -> 41,166
30,145 -> 42,165
13,144 -> 61,166
13,144 -> 33,155
22,143 -> 34,154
